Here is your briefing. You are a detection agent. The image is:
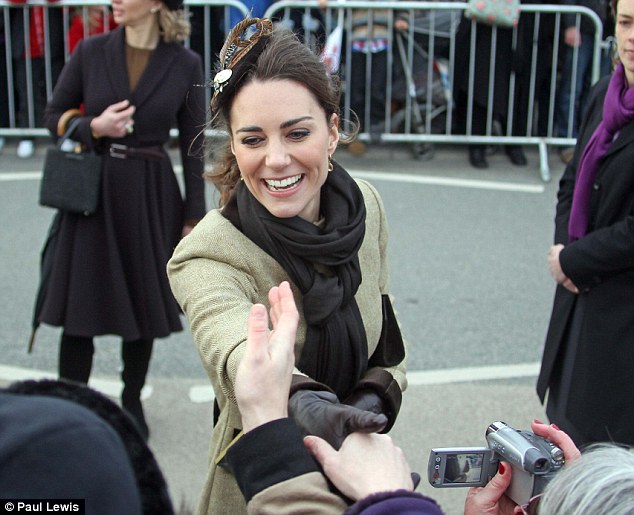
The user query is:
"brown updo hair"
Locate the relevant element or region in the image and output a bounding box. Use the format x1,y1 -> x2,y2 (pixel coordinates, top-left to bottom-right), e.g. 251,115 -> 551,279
205,23 -> 357,207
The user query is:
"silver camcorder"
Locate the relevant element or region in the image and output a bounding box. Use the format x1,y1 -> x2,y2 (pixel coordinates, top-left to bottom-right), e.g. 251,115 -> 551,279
427,421 -> 564,506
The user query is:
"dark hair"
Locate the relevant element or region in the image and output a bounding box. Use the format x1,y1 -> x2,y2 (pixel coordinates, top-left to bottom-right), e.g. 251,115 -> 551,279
611,0 -> 619,19
205,23 -> 355,206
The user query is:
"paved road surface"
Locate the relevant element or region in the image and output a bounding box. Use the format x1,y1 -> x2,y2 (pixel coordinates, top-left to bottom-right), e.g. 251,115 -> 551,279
0,139 -> 565,514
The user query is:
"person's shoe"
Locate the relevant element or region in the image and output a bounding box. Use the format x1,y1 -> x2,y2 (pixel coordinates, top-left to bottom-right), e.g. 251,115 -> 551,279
558,146 -> 574,165
347,140 -> 367,156
468,146 -> 488,169
505,145 -> 527,166
17,139 -> 34,159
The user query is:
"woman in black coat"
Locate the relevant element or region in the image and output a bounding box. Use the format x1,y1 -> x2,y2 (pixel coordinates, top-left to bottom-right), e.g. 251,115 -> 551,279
536,0 -> 634,448
34,0 -> 206,439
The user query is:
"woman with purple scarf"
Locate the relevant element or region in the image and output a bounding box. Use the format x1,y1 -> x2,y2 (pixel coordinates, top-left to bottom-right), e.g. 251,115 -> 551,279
537,0 -> 634,448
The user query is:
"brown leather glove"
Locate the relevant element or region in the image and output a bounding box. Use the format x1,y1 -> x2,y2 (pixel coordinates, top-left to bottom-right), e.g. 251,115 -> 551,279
288,390 -> 388,450
343,389 -> 386,416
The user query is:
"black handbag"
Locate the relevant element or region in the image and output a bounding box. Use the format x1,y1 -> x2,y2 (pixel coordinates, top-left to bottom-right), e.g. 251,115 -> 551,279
39,117 -> 102,216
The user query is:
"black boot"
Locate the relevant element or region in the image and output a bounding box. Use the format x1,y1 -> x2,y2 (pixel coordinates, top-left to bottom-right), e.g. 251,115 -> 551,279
59,333 -> 94,384
121,339 -> 153,441
469,145 -> 488,169
505,145 -> 527,166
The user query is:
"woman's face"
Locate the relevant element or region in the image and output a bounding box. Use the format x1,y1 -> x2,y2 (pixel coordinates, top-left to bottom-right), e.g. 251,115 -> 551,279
616,0 -> 634,85
111,0 -> 160,28
229,79 -> 339,223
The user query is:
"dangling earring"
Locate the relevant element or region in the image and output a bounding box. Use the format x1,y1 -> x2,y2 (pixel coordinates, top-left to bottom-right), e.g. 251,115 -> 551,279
328,155 -> 334,172
150,6 -> 158,13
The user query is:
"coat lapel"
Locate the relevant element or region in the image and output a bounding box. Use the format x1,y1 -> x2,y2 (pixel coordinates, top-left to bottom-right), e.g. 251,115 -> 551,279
103,27 -> 131,101
130,39 -> 179,109
605,120 -> 634,158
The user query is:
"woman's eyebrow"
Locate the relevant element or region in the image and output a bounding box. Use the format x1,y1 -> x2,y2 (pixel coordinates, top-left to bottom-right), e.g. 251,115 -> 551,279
235,125 -> 262,134
281,116 -> 313,129
235,116 -> 315,133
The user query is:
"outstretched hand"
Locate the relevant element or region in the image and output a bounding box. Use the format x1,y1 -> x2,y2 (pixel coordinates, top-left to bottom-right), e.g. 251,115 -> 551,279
235,281 -> 300,433
304,432 -> 414,501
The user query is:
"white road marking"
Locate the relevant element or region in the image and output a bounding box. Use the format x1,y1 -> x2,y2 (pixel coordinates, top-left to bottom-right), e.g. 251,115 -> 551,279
0,364 -> 152,399
0,362 -> 539,404
350,170 -> 545,193
2,167 -> 544,193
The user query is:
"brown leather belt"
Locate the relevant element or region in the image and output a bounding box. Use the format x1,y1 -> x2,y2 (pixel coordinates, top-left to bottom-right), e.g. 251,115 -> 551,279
109,144 -> 165,161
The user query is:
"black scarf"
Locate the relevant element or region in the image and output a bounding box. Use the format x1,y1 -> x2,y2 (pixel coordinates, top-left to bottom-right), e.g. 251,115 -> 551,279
223,162 -> 367,398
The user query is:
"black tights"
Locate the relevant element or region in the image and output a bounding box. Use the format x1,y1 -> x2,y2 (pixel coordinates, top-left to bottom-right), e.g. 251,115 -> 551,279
59,333 -> 94,384
59,333 -> 153,394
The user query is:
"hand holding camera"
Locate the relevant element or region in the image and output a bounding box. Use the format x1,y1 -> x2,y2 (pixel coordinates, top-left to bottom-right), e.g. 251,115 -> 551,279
428,420 -> 580,512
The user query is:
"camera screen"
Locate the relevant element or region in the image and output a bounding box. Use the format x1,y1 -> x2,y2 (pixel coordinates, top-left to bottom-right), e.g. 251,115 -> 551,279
443,452 -> 487,483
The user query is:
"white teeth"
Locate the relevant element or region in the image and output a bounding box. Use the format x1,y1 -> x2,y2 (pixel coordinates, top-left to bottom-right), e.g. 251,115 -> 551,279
265,175 -> 301,190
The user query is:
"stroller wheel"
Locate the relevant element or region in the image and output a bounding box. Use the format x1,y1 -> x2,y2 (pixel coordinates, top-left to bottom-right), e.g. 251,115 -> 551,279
413,142 -> 435,161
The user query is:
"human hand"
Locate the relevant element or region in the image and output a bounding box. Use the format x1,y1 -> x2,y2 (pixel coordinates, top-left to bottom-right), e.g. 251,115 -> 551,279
464,462 -> 516,515
344,389 -> 385,416
564,26 -> 581,47
530,420 -> 581,464
304,432 -> 413,500
90,99 -> 135,139
235,281 -> 299,433
289,389 -> 387,449
547,244 -> 578,293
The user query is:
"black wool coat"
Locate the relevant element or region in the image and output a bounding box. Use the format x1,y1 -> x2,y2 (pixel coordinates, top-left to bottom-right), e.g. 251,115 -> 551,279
35,27 -> 207,341
537,75 -> 634,445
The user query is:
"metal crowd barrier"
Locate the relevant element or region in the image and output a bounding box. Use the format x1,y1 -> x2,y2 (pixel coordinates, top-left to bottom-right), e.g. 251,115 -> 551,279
0,0 -> 607,181
0,0 -> 248,136
266,1 -> 607,181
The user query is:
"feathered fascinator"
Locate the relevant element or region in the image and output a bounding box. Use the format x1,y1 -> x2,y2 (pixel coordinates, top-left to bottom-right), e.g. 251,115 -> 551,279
210,17 -> 274,114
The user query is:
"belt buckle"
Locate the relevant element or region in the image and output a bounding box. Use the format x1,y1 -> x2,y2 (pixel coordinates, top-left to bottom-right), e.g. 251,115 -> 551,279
110,144 -> 128,159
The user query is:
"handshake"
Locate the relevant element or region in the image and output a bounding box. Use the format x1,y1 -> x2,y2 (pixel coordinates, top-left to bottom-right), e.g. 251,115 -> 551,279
288,388 -> 388,450
235,281 -> 391,449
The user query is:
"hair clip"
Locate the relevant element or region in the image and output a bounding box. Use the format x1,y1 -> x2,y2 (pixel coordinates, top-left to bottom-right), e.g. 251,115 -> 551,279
210,17 -> 274,113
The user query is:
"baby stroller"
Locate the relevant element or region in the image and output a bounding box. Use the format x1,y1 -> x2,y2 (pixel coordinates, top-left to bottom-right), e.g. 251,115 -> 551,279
390,8 -> 460,159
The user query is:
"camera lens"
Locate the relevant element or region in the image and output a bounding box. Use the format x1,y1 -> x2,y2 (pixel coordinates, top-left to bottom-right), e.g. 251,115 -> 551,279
534,458 -> 549,472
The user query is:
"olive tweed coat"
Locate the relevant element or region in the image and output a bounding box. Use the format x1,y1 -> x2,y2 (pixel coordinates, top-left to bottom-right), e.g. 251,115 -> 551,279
168,178 -> 408,515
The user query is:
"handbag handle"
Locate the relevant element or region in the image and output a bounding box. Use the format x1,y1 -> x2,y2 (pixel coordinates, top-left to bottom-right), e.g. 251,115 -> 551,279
57,116 -> 83,150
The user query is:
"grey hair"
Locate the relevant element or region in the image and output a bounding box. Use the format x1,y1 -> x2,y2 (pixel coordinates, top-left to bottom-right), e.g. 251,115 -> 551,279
538,444 -> 634,515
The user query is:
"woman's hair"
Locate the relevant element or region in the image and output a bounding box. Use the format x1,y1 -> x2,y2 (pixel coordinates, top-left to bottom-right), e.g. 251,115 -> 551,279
205,20 -> 356,207
538,444 -> 634,515
159,8 -> 190,43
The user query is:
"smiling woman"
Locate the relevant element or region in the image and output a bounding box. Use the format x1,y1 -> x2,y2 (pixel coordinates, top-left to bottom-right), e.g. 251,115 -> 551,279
167,17 -> 408,515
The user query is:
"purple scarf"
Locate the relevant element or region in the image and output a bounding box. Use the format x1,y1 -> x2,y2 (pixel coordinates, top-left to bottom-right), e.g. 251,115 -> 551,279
568,63 -> 634,242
